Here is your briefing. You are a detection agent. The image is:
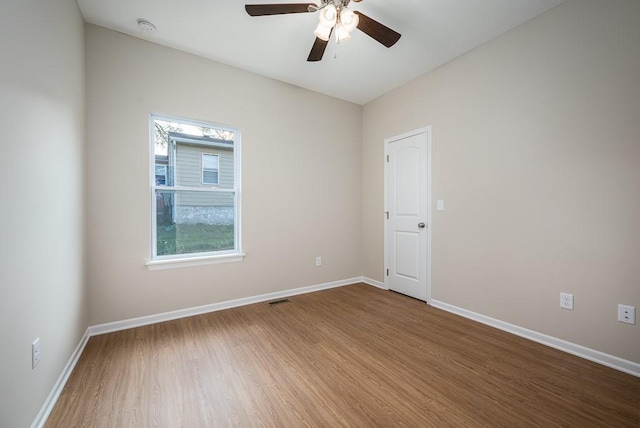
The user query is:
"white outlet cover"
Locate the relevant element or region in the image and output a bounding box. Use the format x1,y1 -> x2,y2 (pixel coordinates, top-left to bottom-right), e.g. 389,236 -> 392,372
618,304 -> 636,325
32,338 -> 40,368
560,292 -> 574,310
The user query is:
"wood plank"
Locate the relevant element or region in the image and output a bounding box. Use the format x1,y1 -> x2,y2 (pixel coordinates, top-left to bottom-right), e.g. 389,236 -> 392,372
46,284 -> 639,427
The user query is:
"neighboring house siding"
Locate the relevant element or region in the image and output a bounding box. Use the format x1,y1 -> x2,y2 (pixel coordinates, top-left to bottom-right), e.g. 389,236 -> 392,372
175,144 -> 234,207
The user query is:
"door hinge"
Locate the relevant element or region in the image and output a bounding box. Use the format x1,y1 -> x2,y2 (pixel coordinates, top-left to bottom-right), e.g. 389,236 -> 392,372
386,155 -> 389,162
386,269 -> 389,276
385,211 -> 389,220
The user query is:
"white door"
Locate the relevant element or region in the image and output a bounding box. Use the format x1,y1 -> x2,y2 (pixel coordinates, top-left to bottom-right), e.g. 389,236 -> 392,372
384,128 -> 431,301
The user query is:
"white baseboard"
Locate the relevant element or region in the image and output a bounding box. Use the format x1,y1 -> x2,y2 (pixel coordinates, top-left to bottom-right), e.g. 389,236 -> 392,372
31,329 -> 91,428
89,277 -> 361,336
362,277 -> 387,290
431,299 -> 640,378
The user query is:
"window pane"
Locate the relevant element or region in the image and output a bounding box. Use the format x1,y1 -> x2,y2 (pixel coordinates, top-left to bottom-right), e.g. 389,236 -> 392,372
155,190 -> 235,256
202,154 -> 218,169
202,170 -> 218,184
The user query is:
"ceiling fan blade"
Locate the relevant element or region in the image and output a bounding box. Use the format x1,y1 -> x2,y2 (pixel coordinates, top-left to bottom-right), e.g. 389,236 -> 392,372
307,37 -> 329,62
245,3 -> 317,16
354,11 -> 401,48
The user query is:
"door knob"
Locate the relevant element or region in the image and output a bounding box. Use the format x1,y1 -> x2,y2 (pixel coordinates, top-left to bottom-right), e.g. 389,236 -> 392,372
418,222 -> 426,228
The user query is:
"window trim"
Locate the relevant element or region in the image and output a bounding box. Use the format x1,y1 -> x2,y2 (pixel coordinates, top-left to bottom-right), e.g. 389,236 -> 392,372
145,252 -> 245,270
201,153 -> 219,185
149,114 -> 243,268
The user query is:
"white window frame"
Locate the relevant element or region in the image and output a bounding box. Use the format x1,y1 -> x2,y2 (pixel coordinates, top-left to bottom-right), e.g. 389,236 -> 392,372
146,114 -> 244,270
201,153 -> 219,185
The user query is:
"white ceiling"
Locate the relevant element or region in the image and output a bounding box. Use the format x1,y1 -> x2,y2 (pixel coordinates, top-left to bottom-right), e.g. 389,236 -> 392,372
77,0 -> 566,105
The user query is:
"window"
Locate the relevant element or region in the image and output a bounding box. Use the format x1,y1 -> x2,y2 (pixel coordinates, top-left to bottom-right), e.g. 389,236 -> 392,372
202,153 -> 219,185
155,165 -> 167,185
149,115 -> 242,266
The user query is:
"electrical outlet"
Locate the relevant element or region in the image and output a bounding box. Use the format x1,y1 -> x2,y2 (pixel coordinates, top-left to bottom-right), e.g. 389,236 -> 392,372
32,338 -> 40,368
560,293 -> 574,310
618,304 -> 636,325
315,256 -> 322,267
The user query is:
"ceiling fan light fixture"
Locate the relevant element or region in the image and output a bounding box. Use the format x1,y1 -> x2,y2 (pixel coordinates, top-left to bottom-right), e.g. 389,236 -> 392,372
314,22 -> 332,41
339,8 -> 359,32
318,3 -> 337,26
335,23 -> 351,43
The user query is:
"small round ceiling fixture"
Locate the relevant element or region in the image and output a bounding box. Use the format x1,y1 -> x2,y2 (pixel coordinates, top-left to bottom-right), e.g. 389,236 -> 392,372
137,19 -> 156,33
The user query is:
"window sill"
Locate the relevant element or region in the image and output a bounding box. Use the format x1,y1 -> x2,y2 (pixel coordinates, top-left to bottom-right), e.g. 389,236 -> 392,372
146,253 -> 245,271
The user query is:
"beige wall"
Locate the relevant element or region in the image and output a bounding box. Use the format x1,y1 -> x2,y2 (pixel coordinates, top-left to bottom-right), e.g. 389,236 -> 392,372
85,25 -> 362,325
363,0 -> 640,363
0,1 -> 87,427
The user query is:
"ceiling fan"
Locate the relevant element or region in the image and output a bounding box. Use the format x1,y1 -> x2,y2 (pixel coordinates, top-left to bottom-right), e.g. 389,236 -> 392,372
245,0 -> 401,62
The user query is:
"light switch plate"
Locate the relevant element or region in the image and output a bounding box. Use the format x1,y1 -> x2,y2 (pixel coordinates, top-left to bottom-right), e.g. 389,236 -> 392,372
437,200 -> 444,211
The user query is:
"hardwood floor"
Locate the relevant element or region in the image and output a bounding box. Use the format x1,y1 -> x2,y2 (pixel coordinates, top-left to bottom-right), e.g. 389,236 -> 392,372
46,283 -> 639,427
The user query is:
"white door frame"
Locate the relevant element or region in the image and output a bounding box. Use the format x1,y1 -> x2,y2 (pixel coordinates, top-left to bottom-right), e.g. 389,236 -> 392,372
384,126 -> 433,304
